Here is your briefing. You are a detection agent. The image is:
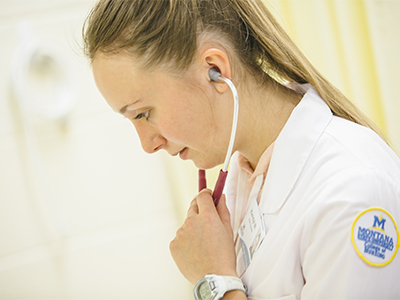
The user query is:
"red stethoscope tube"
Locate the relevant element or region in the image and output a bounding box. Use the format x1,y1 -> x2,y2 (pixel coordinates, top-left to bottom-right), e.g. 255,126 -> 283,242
199,169 -> 228,206
198,169 -> 207,191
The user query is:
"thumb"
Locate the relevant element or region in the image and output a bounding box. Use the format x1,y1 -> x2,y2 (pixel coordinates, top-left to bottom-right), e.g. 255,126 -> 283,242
216,194 -> 232,232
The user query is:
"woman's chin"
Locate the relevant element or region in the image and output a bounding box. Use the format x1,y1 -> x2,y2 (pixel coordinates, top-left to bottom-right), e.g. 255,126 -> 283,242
192,159 -> 221,170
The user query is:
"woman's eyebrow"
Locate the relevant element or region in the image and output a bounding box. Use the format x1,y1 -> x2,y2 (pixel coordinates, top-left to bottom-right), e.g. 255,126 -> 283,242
119,104 -> 129,114
119,99 -> 142,114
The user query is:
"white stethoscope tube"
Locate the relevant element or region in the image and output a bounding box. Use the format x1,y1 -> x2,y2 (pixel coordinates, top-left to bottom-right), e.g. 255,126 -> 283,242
219,76 -> 239,172
199,68 -> 239,205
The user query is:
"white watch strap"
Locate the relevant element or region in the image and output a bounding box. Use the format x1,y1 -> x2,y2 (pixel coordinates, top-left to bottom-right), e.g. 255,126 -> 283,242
221,276 -> 246,294
208,274 -> 247,299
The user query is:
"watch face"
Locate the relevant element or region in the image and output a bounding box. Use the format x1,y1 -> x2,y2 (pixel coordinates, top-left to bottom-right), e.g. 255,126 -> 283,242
198,281 -> 212,299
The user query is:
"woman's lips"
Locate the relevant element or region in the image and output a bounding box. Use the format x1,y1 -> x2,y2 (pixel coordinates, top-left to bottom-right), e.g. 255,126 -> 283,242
178,147 -> 188,160
171,147 -> 187,158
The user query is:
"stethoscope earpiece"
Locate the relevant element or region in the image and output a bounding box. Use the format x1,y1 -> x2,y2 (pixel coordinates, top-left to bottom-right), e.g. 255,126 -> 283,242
209,68 -> 222,82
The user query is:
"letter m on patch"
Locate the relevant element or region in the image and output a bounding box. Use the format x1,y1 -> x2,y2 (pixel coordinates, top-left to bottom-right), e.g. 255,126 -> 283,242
373,215 -> 386,231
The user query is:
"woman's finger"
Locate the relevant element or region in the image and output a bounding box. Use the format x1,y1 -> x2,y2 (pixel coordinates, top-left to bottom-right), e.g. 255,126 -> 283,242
196,189 -> 216,215
187,198 -> 199,217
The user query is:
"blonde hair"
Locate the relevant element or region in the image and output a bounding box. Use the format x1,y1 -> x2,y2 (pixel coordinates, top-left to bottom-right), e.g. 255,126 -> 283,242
82,0 -> 384,139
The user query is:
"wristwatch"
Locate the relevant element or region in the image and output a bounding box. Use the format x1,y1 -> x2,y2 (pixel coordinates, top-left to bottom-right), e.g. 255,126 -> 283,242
193,274 -> 247,300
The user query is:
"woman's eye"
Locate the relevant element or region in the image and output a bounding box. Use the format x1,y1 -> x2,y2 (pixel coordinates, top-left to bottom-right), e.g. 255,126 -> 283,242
134,111 -> 149,120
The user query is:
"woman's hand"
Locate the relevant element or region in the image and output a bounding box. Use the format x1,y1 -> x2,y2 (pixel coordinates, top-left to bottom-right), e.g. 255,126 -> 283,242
169,189 -> 238,284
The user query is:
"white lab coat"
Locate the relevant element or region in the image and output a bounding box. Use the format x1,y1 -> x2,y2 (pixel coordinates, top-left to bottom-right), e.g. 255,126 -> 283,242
225,86 -> 400,300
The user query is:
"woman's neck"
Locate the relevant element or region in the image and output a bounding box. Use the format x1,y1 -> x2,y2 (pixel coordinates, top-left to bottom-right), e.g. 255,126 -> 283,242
235,79 -> 302,169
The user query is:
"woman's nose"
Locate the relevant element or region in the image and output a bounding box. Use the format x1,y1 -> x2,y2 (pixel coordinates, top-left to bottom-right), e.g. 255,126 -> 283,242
136,125 -> 167,154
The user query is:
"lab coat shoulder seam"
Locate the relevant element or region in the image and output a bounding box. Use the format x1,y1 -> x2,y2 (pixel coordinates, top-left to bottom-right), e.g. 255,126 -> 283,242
321,129 -> 378,171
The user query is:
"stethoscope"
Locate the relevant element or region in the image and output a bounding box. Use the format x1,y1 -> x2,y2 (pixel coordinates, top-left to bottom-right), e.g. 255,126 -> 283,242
198,68 -> 239,206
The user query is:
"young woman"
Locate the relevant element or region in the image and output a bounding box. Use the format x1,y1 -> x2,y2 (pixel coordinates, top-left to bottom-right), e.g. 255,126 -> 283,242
83,1 -> 400,299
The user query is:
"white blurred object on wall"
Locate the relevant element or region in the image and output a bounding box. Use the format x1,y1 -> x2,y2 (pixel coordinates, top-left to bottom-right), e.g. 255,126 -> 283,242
11,21 -> 77,120
10,21 -> 77,238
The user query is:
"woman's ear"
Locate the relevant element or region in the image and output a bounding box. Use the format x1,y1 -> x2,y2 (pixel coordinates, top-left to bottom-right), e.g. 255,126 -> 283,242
201,48 -> 231,94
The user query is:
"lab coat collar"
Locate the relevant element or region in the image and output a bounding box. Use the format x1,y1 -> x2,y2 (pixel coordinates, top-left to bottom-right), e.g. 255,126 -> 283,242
259,85 -> 333,214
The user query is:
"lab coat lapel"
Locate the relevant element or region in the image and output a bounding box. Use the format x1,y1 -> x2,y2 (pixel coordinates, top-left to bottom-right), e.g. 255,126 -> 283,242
260,87 -> 333,214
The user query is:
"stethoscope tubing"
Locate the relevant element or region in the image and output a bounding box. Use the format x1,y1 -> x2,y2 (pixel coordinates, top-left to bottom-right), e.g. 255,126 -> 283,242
199,71 -> 239,206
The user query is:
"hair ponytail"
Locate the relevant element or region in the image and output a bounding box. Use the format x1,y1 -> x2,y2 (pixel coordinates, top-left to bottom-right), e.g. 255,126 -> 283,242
230,0 -> 384,139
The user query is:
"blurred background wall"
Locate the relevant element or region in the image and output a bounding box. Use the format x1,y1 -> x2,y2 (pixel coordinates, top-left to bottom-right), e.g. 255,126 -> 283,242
269,0 -> 400,152
0,0 -> 398,299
